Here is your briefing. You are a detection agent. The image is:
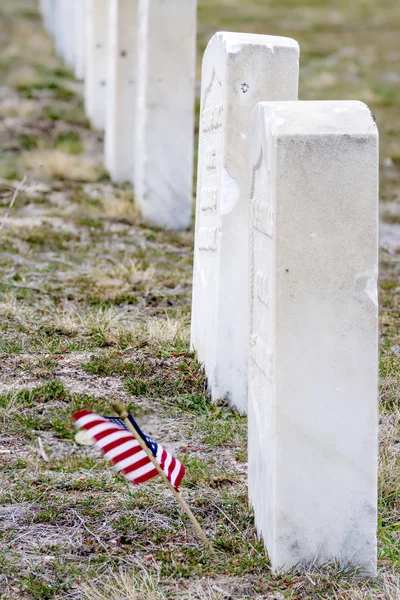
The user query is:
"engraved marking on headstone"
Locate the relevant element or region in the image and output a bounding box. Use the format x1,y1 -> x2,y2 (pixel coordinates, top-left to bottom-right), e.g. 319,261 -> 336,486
250,147 -> 263,200
206,147 -> 217,171
202,103 -> 224,133
201,187 -> 218,212
250,333 -> 273,380
195,63 -> 224,285
250,147 -> 273,237
255,271 -> 270,307
253,198 -> 273,237
198,226 -> 220,251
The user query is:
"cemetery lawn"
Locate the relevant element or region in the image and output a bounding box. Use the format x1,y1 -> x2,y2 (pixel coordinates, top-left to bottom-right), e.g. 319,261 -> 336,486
0,0 -> 399,599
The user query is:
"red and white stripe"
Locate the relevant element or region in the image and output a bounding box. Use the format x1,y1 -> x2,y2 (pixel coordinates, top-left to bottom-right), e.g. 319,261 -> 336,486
73,410 -> 159,486
72,410 -> 185,489
154,444 -> 185,490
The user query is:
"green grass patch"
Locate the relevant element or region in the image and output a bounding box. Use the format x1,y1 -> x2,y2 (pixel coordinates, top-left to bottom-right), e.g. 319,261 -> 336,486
0,379 -> 68,408
16,81 -> 77,101
54,131 -> 84,155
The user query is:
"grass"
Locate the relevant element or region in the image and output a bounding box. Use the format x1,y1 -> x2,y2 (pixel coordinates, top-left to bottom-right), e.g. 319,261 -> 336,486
55,131 -> 84,155
0,0 -> 398,598
22,149 -> 105,182
80,568 -> 166,600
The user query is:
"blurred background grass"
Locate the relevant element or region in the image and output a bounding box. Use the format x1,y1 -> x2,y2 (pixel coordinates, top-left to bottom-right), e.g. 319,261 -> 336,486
197,0 -> 400,206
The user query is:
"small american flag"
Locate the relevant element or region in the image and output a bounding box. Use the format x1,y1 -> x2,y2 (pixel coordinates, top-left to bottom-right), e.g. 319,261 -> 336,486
72,410 -> 185,489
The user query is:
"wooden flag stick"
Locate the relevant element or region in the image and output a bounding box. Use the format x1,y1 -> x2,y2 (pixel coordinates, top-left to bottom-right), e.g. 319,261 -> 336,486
112,402 -> 216,556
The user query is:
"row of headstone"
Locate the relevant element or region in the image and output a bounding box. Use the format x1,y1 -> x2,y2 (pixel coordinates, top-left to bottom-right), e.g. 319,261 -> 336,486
39,1 -> 378,578
39,0 -> 197,230
191,33 -> 378,575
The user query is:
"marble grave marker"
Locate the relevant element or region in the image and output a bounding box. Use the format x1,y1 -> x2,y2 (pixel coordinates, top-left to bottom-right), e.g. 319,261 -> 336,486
191,32 -> 299,412
248,100 -> 379,574
85,0 -> 109,130
105,0 -> 139,183
134,0 -> 197,229
73,0 -> 86,81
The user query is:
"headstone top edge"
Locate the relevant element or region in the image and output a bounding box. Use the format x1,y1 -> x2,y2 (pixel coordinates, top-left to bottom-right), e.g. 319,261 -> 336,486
206,31 -> 299,53
253,100 -> 378,136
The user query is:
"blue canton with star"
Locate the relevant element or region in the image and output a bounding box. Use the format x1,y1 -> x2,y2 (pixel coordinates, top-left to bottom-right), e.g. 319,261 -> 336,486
105,415 -> 158,457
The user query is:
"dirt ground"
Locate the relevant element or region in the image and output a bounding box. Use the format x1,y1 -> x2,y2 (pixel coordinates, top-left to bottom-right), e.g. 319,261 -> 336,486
0,0 -> 399,599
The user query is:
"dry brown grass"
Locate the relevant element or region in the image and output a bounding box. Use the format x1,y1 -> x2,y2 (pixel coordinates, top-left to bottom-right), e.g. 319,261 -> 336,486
145,315 -> 190,346
51,306 -> 130,338
90,259 -> 155,298
335,575 -> 400,599
0,290 -> 33,321
379,408 -> 400,499
81,566 -> 227,600
22,150 -> 104,183
2,19 -> 57,78
81,568 -> 165,600
115,259 -> 155,285
100,191 -> 140,222
50,306 -> 189,347
0,97 -> 39,118
0,389 -> 24,423
0,290 -> 20,318
7,65 -> 45,88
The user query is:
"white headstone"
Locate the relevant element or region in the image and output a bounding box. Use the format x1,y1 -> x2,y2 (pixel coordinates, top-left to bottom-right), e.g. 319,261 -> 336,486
39,0 -> 46,19
40,0 -> 52,33
74,0 -> 86,81
53,0 -> 66,57
191,33 -> 299,412
248,100 -> 378,574
134,0 -> 197,229
85,0 -> 109,130
105,0 -> 139,183
63,0 -> 76,70
47,0 -> 56,38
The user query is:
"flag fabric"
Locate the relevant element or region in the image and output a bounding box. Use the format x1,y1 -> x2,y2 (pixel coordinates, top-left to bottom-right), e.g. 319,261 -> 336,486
72,410 -> 185,489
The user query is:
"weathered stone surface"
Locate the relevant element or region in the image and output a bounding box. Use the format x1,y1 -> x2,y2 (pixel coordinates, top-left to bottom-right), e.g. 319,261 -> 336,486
191,32 -> 299,412
134,0 -> 197,229
248,100 -> 378,574
53,0 -> 66,58
85,0 -> 109,130
73,0 -> 86,81
105,0 -> 139,183
62,0 -> 75,69
40,0 -> 54,35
